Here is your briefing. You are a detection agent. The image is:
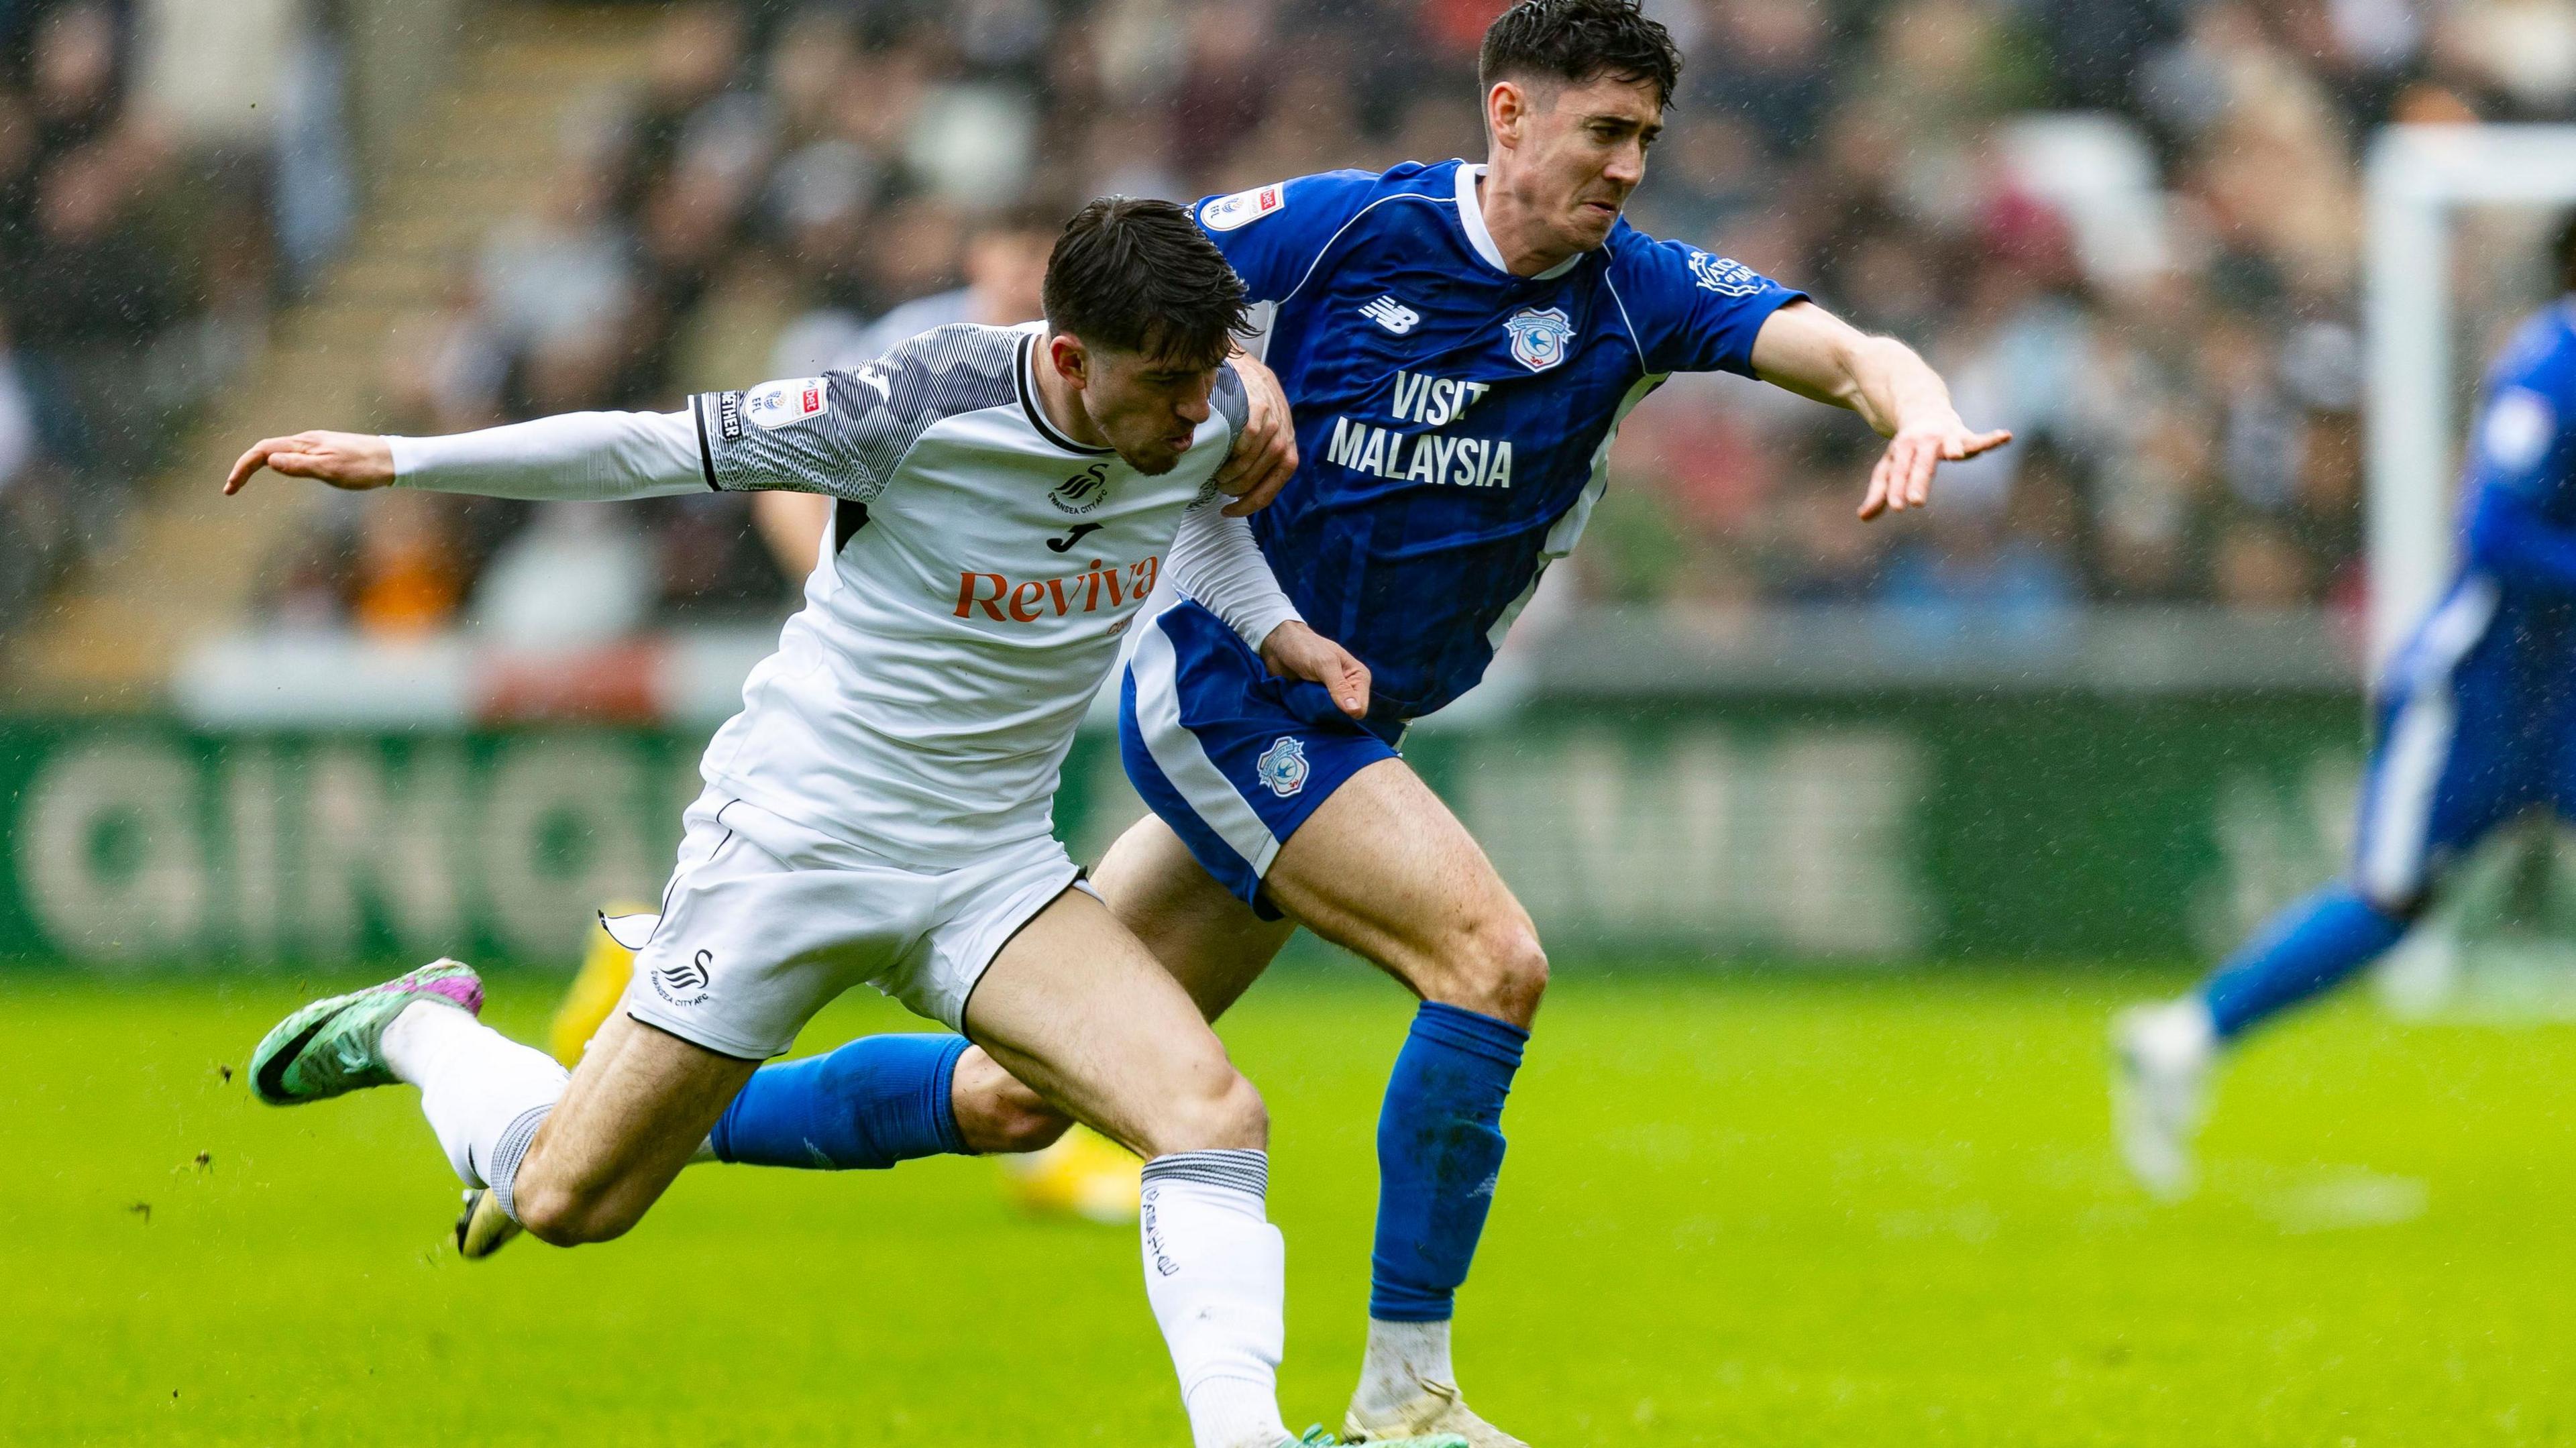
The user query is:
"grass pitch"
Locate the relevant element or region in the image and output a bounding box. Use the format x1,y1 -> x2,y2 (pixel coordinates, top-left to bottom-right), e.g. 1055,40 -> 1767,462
6,964 -> 2574,1446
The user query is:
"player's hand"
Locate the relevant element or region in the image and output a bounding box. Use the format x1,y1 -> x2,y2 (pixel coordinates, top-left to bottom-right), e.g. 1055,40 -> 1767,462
1856,416 -> 2012,520
1259,620 -> 1370,720
224,431 -> 396,495
1216,350 -> 1297,517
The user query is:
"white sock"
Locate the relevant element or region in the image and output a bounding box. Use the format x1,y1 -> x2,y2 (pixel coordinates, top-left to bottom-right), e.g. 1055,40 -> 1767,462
1354,1317 -> 1457,1417
1140,1150 -> 1293,1448
381,999 -> 570,1217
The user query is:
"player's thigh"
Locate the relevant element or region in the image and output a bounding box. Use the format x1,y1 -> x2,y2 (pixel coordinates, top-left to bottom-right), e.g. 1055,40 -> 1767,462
961,885 -> 1263,1160
2353,661 -> 2540,909
1263,756 -> 1547,1025
515,1009 -> 758,1243
1093,810 -> 1297,1022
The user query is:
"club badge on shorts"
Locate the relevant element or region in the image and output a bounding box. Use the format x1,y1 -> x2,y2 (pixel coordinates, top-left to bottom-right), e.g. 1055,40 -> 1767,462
1504,307 -> 1574,373
651,950 -> 714,1007
1256,736 -> 1310,797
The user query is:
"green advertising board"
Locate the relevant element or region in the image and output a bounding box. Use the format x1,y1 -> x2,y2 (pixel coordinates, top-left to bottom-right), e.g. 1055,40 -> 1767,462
0,691 -> 2364,969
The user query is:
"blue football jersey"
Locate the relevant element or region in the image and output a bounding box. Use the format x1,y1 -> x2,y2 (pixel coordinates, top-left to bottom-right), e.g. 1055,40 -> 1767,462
1196,160 -> 1805,718
2460,300 -> 2576,605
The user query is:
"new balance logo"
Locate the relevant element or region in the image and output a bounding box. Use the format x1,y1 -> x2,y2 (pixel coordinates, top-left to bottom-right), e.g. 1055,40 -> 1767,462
1359,295 -> 1420,335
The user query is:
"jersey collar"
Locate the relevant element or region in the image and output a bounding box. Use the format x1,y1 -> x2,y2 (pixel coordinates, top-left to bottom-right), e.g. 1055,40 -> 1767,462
1454,163 -> 1585,282
1016,327 -> 1116,457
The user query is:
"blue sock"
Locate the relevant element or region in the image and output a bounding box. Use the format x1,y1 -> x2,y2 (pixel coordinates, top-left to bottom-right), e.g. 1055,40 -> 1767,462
1370,1001 -> 1529,1323
2201,884 -> 2411,1040
710,1034 -> 969,1169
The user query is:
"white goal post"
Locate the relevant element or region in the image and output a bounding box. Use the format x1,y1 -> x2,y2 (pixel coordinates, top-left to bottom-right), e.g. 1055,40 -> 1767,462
2365,123 -> 2576,669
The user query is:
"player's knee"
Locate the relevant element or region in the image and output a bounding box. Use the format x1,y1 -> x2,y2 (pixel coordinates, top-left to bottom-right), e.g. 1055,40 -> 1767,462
512,1180 -> 636,1247
1426,915 -> 1549,1027
960,1072 -> 1073,1156
1148,1063 -> 1268,1156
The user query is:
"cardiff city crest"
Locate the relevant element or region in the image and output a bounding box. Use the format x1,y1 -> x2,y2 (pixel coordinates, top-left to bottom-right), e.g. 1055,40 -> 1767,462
1256,736 -> 1310,797
1503,307 -> 1574,373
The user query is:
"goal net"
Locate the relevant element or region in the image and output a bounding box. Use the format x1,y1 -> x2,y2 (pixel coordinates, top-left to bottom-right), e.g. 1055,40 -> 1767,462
2365,123 -> 2576,1019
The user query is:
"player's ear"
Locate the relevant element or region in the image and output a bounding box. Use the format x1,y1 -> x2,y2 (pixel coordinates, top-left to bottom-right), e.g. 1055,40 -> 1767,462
1049,333 -> 1090,389
1487,80 -> 1523,150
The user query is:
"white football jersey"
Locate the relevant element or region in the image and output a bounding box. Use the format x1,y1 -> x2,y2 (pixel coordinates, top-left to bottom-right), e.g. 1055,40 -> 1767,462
688,323 -> 1249,863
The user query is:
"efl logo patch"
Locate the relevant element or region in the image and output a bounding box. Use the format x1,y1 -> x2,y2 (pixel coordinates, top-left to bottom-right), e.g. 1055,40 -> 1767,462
1504,307 -> 1575,373
1687,249 -> 1764,296
1201,183 -> 1287,232
1256,736 -> 1309,797
745,377 -> 830,430
651,950 -> 714,1007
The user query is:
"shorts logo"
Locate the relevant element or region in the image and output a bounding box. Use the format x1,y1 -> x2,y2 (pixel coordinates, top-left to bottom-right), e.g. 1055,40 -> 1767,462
746,377 -> 830,430
1200,183 -> 1287,232
1687,249 -> 1764,296
1256,736 -> 1309,797
1503,307 -> 1574,373
651,950 -> 714,1007
1360,295 -> 1420,335
1049,461 -> 1111,514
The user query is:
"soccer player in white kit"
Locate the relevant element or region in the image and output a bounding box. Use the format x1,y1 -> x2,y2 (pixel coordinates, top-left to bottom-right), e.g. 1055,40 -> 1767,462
229,199 -> 1456,1448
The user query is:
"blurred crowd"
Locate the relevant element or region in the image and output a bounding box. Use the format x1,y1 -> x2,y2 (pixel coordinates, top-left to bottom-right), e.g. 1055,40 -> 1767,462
0,0 -> 350,634
239,0 -> 2576,642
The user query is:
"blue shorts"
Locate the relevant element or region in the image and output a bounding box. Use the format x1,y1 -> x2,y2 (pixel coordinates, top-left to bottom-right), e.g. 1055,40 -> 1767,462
1119,596 -> 1403,915
2353,575 -> 2576,908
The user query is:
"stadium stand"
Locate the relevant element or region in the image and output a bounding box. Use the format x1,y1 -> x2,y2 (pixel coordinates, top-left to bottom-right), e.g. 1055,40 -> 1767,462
19,0 -> 2576,697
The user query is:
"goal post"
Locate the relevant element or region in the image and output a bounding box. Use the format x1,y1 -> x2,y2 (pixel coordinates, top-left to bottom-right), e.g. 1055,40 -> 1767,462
2364,123 -> 2576,1017
2364,123 -> 2576,667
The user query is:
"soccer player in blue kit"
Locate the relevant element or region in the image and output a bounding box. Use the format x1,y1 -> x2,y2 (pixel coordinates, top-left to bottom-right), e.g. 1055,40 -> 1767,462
676,3 -> 2008,1441
2115,217 -> 2576,1201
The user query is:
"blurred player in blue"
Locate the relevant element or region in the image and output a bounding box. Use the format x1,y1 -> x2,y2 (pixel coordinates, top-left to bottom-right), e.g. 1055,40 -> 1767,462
678,3 -> 2006,1441
2115,216 -> 2576,1201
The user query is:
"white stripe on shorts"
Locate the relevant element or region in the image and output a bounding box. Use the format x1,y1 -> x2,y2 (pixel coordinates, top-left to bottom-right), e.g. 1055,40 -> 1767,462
1129,604 -> 1284,879
2360,577 -> 2500,903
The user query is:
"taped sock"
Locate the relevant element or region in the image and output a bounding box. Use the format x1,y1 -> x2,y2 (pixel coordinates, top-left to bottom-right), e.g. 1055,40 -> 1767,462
709,1034 -> 969,1169
1369,1002 -> 1527,1323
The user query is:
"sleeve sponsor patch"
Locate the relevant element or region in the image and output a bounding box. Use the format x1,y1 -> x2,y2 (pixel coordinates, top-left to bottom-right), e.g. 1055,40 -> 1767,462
2484,386 -> 2557,473
744,376 -> 831,431
1686,249 -> 1764,296
1201,183 -> 1288,232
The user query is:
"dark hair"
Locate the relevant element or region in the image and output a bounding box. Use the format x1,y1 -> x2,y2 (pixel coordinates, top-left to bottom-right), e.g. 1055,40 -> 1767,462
1480,0 -> 1682,110
1042,197 -> 1249,370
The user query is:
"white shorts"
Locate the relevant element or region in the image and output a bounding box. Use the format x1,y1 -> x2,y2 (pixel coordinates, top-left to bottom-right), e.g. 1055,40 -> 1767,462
616,791 -> 1087,1058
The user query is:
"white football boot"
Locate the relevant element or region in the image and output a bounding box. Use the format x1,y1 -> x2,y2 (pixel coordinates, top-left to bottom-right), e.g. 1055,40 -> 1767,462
1344,1379 -> 1524,1448
2111,998 -> 2218,1199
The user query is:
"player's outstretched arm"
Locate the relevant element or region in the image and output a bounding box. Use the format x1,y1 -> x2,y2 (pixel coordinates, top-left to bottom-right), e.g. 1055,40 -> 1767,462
1748,300 -> 2012,520
225,431 -> 395,494
225,411 -> 712,504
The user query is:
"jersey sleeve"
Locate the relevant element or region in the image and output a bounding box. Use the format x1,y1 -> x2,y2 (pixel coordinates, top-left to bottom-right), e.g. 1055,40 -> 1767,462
1193,170 -> 1383,304
2462,344 -> 2573,508
689,324 -> 1020,500
1609,235 -> 1807,378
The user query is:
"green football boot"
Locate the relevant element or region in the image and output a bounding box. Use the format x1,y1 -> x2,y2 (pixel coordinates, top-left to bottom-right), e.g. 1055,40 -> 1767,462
248,959 -> 485,1106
